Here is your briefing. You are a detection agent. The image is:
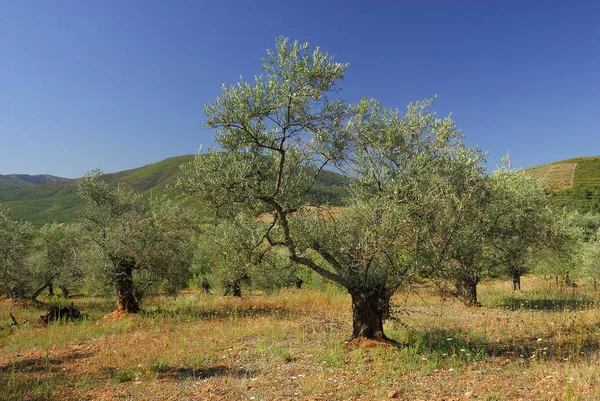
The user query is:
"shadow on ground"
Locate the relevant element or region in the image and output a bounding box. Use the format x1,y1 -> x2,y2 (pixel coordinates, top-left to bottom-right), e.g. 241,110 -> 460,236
498,296 -> 597,311
142,304 -> 302,322
0,351 -> 93,373
101,365 -> 252,382
402,327 -> 600,362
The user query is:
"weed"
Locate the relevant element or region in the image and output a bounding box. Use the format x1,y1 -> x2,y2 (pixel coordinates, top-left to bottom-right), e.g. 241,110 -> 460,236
273,345 -> 292,363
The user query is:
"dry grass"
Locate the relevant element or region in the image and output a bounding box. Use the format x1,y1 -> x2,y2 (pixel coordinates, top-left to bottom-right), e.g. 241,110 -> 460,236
2,278 -> 600,400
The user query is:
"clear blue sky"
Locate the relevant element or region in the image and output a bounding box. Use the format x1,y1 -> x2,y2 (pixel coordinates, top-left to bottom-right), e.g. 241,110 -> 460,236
1,0 -> 598,177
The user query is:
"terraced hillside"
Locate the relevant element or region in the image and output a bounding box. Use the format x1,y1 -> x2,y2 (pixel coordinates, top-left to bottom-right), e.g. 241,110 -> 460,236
526,156 -> 600,213
0,155 -> 349,225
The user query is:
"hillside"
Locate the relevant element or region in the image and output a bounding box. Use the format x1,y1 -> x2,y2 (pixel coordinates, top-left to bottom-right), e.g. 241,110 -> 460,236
0,174 -> 70,189
525,156 -> 600,214
0,155 -> 349,225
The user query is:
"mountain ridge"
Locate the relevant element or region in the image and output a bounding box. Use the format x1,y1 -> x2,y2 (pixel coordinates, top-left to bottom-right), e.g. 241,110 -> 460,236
2,154 -> 598,225
0,174 -> 71,189
0,154 -> 349,225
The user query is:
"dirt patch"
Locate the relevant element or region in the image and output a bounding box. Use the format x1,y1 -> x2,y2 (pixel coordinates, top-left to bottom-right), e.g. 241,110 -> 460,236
345,337 -> 395,350
97,310 -> 139,323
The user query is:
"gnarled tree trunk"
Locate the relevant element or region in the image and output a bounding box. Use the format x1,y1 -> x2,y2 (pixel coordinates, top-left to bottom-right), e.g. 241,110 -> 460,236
350,290 -> 390,340
31,283 -> 52,301
512,273 -> 521,291
455,278 -> 480,306
224,279 -> 242,297
115,259 -> 139,313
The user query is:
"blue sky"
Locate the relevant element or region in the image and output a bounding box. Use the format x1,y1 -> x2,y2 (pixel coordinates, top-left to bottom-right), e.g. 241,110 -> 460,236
0,1 -> 598,177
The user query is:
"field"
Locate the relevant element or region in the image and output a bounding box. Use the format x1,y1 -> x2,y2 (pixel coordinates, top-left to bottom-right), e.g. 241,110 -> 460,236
2,279 -> 600,401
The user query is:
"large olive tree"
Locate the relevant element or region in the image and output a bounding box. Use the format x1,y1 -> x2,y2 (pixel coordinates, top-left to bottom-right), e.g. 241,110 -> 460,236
77,171 -> 195,313
179,38 -> 485,339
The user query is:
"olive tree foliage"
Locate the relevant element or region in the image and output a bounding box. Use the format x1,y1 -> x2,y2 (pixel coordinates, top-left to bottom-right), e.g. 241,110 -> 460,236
0,207 -> 34,298
29,223 -> 86,300
179,37 -> 487,339
77,170 -> 195,313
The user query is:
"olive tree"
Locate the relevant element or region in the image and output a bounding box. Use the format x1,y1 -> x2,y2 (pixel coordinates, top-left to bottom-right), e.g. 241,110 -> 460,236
438,162 -> 554,304
194,215 -> 259,296
0,207 -> 34,298
194,213 -> 307,296
581,231 -> 600,290
532,211 -> 583,287
179,38 -> 487,339
77,170 -> 195,313
487,166 -> 553,292
29,223 -> 85,300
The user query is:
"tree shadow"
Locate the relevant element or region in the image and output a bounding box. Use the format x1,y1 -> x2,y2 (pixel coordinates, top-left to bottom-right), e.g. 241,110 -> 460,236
101,364 -> 253,382
0,350 -> 93,373
150,365 -> 252,381
142,304 -> 303,321
484,336 -> 600,360
498,296 -> 596,311
401,327 -> 600,362
403,327 -> 487,358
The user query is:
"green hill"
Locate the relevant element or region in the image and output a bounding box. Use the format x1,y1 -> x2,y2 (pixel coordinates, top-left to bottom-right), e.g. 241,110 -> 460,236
0,155 -> 197,225
0,155 -> 349,225
525,156 -> 600,213
0,174 -> 70,189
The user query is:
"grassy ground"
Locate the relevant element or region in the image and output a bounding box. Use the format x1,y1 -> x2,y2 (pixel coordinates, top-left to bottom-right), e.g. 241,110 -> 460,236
2,278 -> 600,400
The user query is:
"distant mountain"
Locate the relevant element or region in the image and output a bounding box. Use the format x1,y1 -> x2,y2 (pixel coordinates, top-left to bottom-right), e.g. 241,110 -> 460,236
0,174 -> 70,189
525,156 -> 600,214
0,154 -> 349,225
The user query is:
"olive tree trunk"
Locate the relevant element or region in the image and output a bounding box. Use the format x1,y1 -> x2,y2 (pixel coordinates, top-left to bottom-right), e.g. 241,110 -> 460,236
455,279 -> 480,306
59,285 -> 69,299
115,259 -> 139,313
350,291 -> 390,340
31,283 -> 52,301
512,273 -> 521,291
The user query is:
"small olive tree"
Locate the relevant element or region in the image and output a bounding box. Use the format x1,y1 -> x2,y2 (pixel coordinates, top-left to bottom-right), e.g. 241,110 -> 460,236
77,170 -> 195,312
0,207 -> 34,298
487,166 -> 553,292
179,38 -> 486,339
532,211 -> 583,287
29,223 -> 86,300
581,231 -> 600,290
